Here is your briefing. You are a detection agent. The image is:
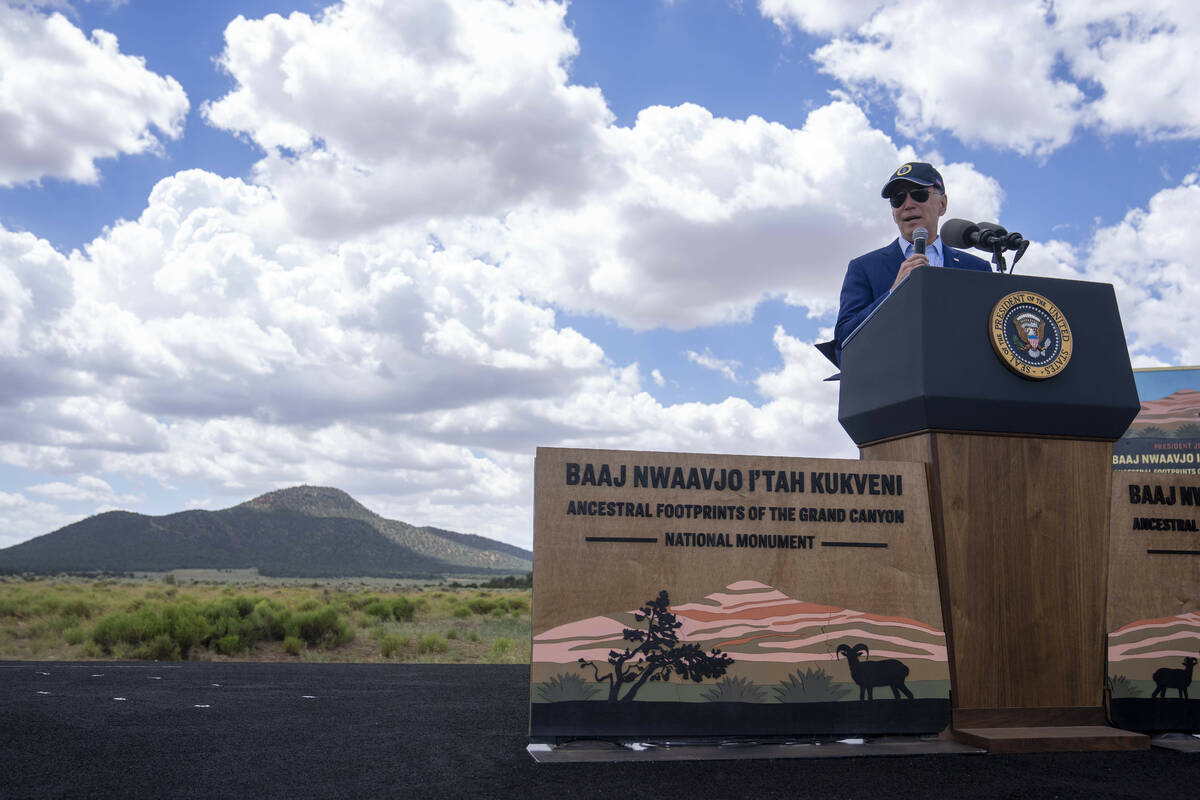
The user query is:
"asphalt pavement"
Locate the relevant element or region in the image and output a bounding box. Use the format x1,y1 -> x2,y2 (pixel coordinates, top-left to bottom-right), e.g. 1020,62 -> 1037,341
3,661 -> 1200,799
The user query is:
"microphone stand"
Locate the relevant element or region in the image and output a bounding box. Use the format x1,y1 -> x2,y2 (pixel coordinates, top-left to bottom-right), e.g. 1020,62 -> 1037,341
990,242 -> 1008,274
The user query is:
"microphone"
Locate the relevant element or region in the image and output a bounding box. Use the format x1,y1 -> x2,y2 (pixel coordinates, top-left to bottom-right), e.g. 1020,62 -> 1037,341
941,218 -> 1028,252
940,218 -> 981,249
940,218 -> 1031,274
1003,231 -> 1030,251
974,221 -> 1008,244
912,226 -> 928,256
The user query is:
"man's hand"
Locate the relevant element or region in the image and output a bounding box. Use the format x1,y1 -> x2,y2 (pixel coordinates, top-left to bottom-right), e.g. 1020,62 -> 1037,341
890,253 -> 929,290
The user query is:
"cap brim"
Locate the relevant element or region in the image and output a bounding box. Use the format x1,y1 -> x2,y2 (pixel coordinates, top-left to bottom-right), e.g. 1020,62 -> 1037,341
881,177 -> 936,198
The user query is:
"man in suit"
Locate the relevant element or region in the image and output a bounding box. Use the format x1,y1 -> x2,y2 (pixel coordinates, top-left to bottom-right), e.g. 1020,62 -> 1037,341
833,162 -> 991,365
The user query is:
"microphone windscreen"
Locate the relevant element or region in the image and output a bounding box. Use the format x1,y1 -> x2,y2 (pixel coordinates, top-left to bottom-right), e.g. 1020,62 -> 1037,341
940,218 -> 977,249
912,226 -> 928,255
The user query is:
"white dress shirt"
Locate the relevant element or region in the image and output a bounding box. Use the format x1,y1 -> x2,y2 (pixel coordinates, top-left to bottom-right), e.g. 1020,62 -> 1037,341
903,236 -> 944,266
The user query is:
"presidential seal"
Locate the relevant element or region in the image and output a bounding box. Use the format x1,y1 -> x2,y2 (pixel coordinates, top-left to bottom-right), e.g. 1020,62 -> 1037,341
988,291 -> 1073,379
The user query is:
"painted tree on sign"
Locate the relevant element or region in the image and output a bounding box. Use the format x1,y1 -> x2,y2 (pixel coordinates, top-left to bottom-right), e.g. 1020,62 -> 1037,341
579,589 -> 733,702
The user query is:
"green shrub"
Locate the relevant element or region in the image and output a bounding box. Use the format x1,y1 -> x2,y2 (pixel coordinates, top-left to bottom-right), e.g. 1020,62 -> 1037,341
363,599 -> 393,619
391,596 -> 418,622
467,597 -> 497,615
233,595 -> 255,617
416,633 -> 448,654
502,596 -> 529,613
1174,423 -> 1200,439
1108,674 -> 1143,699
347,594 -> 376,611
702,676 -> 767,703
160,603 -> 210,658
200,600 -> 257,653
248,599 -> 290,641
536,673 -> 600,702
481,574 -> 532,590
774,667 -> 851,703
139,633 -> 181,660
490,638 -> 513,660
215,633 -> 244,656
380,634 -> 408,658
0,596 -> 21,618
90,601 -> 212,660
289,606 -> 353,648
1,581 -> 527,662
202,596 -> 254,623
56,598 -> 96,619
282,636 -> 303,656
326,598 -> 352,616
90,610 -> 138,651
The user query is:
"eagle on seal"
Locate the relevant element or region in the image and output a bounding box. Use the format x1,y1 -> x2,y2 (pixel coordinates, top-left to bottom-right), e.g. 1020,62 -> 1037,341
1013,313 -> 1049,358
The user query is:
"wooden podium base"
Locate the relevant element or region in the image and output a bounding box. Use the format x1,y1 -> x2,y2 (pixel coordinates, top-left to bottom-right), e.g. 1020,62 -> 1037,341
862,430 -> 1149,753
949,707 -> 1147,753
953,726 -> 1148,754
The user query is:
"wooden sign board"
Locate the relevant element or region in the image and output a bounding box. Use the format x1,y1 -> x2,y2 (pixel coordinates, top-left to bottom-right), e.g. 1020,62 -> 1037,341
1107,471 -> 1200,732
530,447 -> 950,741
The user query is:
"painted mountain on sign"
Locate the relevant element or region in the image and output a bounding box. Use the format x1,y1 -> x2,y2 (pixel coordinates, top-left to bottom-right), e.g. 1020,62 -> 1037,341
532,580 -> 949,697
1108,611 -> 1200,731
1109,611 -> 1200,670
1123,389 -> 1200,437
0,485 -> 530,578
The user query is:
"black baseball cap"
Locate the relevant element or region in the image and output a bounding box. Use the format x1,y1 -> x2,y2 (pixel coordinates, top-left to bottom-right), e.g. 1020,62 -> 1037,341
881,162 -> 945,198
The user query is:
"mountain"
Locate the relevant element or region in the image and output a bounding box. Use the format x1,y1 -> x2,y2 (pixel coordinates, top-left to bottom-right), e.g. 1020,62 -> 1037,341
1125,389 -> 1200,437
1109,611 -> 1200,670
0,485 -> 531,578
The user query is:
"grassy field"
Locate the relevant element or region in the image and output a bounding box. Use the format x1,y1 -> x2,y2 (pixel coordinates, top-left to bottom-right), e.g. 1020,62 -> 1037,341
0,575 -> 531,664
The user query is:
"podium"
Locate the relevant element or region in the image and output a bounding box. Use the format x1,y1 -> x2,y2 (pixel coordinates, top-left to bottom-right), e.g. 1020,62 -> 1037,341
839,268 -> 1147,752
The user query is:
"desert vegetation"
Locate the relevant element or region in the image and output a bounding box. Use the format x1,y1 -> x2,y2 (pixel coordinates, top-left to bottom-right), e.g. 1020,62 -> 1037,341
0,575 -> 530,664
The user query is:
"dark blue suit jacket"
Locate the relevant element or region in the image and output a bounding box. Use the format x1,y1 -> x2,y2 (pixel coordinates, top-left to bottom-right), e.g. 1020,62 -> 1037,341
833,239 -> 991,365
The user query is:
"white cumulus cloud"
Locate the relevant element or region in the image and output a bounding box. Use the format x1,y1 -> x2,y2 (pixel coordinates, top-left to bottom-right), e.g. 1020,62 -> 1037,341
495,100 -> 1001,330
1076,173 -> 1200,366
26,474 -> 140,506
764,0 -> 1200,154
0,6 -> 188,185
686,348 -> 741,383
199,0 -> 1004,333
203,0 -> 612,235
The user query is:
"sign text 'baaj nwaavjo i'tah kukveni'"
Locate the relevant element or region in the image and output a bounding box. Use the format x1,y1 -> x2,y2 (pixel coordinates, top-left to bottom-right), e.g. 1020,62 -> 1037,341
530,447 -> 950,741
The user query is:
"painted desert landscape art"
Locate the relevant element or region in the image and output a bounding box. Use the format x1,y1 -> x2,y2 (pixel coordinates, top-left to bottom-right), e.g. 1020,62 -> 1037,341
1108,611 -> 1200,732
529,580 -> 951,739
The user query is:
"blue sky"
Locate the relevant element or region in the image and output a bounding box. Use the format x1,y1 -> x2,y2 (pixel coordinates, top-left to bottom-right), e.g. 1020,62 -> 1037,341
2,0 -> 1199,548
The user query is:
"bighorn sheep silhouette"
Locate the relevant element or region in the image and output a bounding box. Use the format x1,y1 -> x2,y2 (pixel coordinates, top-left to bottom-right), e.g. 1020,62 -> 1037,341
1151,656 -> 1198,699
836,643 -> 914,700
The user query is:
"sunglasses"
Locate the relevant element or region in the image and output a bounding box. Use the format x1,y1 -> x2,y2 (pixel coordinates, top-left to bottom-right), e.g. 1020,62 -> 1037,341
888,187 -> 938,208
